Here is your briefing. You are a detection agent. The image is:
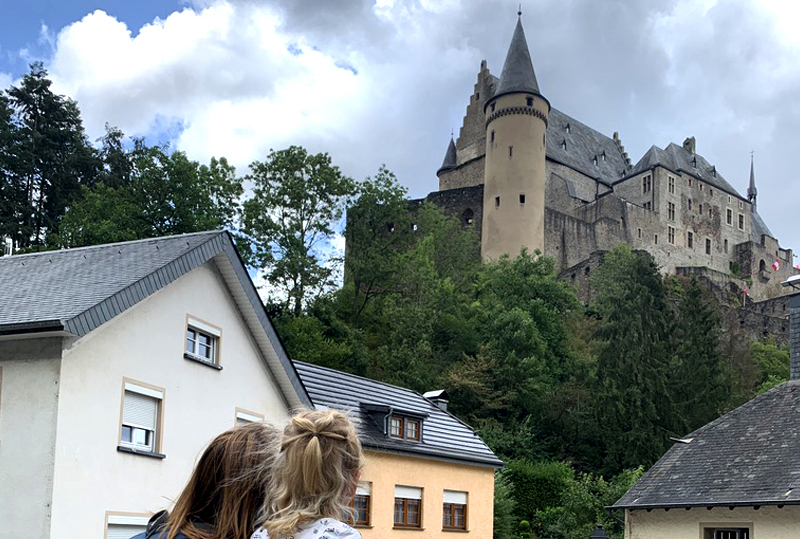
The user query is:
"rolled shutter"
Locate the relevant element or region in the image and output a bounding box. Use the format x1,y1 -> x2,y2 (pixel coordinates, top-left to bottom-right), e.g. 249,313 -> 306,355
443,490 -> 468,504
123,391 -> 157,430
107,524 -> 146,539
395,486 -> 422,500
356,482 -> 372,496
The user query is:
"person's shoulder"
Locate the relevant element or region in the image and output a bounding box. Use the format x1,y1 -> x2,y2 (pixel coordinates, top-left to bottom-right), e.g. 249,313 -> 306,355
303,518 -> 361,539
251,527 -> 270,539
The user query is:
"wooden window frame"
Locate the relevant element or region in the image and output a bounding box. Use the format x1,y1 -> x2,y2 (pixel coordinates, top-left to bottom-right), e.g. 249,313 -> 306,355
349,494 -> 371,527
390,416 -> 404,438
442,502 -> 468,531
394,497 -> 422,528
406,419 -> 420,441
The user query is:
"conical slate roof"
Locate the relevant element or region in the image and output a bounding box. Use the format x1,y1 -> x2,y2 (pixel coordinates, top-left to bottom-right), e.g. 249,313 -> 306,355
495,17 -> 541,97
437,137 -> 457,174
747,156 -> 758,203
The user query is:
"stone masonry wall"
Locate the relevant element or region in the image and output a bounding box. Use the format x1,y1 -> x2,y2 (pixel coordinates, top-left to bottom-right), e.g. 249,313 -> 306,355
438,155 -> 485,191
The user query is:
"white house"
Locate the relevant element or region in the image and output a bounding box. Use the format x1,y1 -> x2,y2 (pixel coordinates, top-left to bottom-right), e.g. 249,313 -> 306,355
0,231 -> 311,539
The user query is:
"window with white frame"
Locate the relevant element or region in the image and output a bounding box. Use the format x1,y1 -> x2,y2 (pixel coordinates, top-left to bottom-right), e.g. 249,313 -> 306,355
106,514 -> 149,539
394,485 -> 422,528
235,408 -> 264,427
442,490 -> 468,530
119,381 -> 163,455
185,317 -> 221,367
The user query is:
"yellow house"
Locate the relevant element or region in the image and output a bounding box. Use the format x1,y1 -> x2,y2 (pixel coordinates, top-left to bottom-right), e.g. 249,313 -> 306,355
295,362 -> 503,539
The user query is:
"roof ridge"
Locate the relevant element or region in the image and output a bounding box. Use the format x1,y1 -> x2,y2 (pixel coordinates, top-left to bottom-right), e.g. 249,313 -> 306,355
1,230 -> 224,261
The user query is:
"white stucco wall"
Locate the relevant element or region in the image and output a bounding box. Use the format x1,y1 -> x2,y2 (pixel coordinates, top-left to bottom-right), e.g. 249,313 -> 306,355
0,338 -> 62,538
626,505 -> 800,539
48,262 -> 293,538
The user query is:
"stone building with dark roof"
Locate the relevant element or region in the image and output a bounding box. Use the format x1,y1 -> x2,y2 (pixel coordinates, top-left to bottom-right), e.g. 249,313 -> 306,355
609,288 -> 800,539
425,14 -> 798,301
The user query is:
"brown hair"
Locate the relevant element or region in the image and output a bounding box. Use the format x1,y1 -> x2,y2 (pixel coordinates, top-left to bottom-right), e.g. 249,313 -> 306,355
262,409 -> 364,536
164,422 -> 280,539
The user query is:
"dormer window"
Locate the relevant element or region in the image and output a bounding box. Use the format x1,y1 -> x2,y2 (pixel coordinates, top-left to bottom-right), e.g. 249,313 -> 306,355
390,416 -> 421,441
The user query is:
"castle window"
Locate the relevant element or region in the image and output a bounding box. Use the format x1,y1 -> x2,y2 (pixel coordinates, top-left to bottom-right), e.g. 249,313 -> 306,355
491,130 -> 495,144
724,239 -> 729,253
509,146 -> 513,158
584,266 -> 590,276
654,234 -> 658,245
526,96 -> 533,107
706,238 -> 712,255
491,103 -> 496,112
708,207 -> 712,218
476,92 -> 480,100
668,226 -> 675,245
688,199 -> 692,211
710,188 -> 713,197
388,223 -> 395,233
461,208 -> 474,226
495,196 -> 500,208
728,195 -> 732,204
638,228 -> 642,239
601,151 -> 606,161
692,157 -> 697,168
760,259 -> 767,272
565,123 -> 571,133
561,140 -> 567,150
412,224 -> 418,231
739,200 -> 744,209
687,231 -> 694,249
699,203 -> 703,215
688,178 -> 693,187
669,177 -> 675,194
593,156 -> 598,166
699,183 -> 703,192
738,214 -> 744,230
726,208 -> 732,225
519,194 -> 526,204
668,202 -> 675,221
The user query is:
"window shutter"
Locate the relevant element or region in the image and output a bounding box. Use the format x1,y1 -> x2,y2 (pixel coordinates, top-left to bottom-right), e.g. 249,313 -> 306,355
123,392 -> 157,430
443,490 -> 468,504
395,486 -> 422,499
107,524 -> 146,539
356,482 -> 372,496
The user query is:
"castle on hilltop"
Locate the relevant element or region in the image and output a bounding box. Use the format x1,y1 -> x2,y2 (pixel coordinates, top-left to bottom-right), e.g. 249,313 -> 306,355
423,14 -> 799,302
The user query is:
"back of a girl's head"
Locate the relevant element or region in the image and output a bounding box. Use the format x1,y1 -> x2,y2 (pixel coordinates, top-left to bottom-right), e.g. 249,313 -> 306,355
264,409 -> 364,536
166,422 -> 281,539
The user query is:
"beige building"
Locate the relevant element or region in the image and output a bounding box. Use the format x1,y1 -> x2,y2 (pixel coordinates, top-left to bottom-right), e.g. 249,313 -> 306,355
611,289 -> 800,539
295,362 -> 502,539
0,231 -> 312,539
429,15 -> 799,301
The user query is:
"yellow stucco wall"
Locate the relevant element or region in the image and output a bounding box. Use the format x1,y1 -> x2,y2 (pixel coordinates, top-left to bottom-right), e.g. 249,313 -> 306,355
626,505 -> 800,539
359,450 -> 495,539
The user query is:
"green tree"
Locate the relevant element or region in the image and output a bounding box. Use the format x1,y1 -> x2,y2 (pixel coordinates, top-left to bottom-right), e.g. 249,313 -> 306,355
493,470 -> 518,539
0,93 -> 22,253
6,62 -> 98,248
592,245 -> 679,474
751,341 -> 790,394
242,146 -> 355,316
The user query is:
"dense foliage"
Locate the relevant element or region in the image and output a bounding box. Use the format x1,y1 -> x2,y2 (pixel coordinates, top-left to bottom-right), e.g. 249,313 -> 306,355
1,66 -> 790,539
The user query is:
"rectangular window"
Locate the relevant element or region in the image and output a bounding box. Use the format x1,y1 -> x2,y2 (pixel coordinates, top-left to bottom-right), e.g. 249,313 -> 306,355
739,214 -> 745,230
654,234 -> 658,245
728,195 -> 732,203
668,202 -> 675,221
700,183 -> 704,192
509,146 -> 513,158
688,178 -> 693,187
490,130 -> 495,143
235,408 -> 264,427
637,228 -> 642,239
739,200 -> 744,209
668,177 -> 675,194
706,238 -> 712,255
519,194 -> 526,204
406,419 -> 420,440
710,188 -> 713,197
106,514 -> 149,539
703,527 -> 750,539
727,208 -> 732,225
699,203 -> 703,215
688,198 -> 692,211
668,226 -> 675,245
119,380 -> 164,456
349,482 -> 371,527
709,207 -> 713,218
443,491 -> 468,530
390,416 -> 404,438
724,239 -> 729,253
495,196 -> 500,208
394,486 -> 422,528
687,231 -> 694,249
185,316 -> 221,367
642,175 -> 652,194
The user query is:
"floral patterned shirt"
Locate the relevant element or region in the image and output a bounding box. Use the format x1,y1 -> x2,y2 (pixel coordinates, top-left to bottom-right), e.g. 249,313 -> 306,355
251,518 -> 361,539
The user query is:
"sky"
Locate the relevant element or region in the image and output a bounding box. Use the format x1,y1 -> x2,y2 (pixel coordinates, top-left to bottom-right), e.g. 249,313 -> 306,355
1,0 -> 799,257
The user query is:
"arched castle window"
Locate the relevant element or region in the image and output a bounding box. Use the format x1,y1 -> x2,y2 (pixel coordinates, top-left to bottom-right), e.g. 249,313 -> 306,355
462,208 -> 474,226
759,259 -> 766,272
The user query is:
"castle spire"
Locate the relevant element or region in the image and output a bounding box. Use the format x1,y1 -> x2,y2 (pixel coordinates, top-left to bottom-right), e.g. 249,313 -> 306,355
747,153 -> 757,208
437,136 -> 457,175
495,16 -> 541,98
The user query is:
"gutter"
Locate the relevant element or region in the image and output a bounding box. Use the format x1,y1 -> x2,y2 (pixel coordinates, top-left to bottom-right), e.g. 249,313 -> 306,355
0,319 -> 66,337
608,499 -> 800,511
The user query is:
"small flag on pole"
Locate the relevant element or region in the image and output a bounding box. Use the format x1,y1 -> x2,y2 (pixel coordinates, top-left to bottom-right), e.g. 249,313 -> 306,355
773,259 -> 781,271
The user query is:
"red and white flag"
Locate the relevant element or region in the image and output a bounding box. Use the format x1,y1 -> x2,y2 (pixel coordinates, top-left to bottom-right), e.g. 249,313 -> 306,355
773,259 -> 781,271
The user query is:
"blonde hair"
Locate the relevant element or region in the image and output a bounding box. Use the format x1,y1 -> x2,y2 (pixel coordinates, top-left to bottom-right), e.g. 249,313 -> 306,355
262,409 -> 364,536
164,422 -> 280,539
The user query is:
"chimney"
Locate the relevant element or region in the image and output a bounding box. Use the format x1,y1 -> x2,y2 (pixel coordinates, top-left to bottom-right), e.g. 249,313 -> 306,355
782,276 -> 800,379
423,389 -> 449,412
683,136 -> 696,154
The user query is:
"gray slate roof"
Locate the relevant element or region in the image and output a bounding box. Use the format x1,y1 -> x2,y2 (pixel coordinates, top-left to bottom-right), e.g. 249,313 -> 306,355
0,231 -> 311,407
294,361 -> 503,467
612,381 -> 800,509
751,208 -> 775,240
495,17 -> 541,98
545,108 -> 630,186
438,137 -> 457,173
626,143 -> 746,201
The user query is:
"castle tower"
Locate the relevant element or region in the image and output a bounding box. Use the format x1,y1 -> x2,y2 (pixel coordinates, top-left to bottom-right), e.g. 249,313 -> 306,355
747,154 -> 757,208
437,137 -> 457,178
481,13 -> 550,260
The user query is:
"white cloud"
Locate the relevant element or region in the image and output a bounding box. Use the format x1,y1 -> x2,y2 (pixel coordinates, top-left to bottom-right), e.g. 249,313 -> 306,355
37,0 -> 800,253
0,72 -> 11,90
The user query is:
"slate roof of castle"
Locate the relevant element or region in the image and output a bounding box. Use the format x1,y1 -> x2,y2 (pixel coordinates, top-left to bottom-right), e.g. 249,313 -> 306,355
0,231 -> 311,407
294,360 -> 504,467
495,17 -> 540,98
545,107 -> 630,186
626,143 -> 746,201
612,381 -> 800,509
752,208 -> 775,240
438,137 -> 457,173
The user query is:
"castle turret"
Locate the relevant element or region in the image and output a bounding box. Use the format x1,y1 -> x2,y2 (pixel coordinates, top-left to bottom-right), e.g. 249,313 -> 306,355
437,137 -> 457,177
481,13 -> 550,260
747,154 -> 757,208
